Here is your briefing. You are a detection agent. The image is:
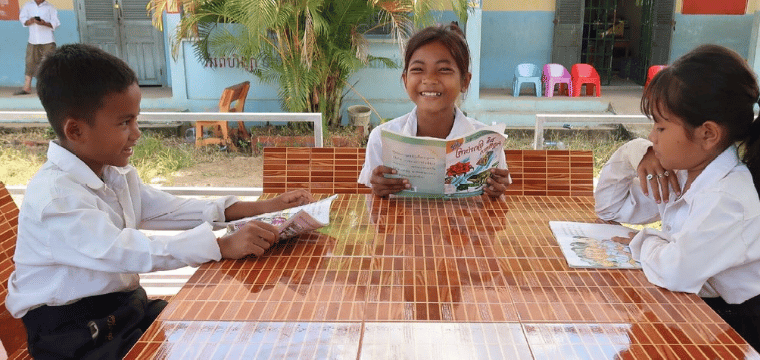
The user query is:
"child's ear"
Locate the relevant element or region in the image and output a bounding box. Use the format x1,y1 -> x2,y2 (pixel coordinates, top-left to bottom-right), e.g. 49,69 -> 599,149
698,121 -> 724,151
62,117 -> 86,142
461,72 -> 472,93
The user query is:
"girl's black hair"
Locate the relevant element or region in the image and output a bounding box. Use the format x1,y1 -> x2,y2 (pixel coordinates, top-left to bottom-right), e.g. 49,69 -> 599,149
641,44 -> 760,194
403,22 -> 470,83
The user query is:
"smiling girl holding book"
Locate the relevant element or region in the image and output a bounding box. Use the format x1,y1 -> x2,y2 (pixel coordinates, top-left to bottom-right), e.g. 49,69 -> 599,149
357,22 -> 511,198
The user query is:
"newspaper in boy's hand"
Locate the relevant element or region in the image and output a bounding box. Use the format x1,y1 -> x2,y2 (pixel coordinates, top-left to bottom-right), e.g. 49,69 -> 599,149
226,195 -> 337,239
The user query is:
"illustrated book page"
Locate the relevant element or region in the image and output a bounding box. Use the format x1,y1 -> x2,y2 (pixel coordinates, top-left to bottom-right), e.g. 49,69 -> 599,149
549,221 -> 642,269
225,195 -> 338,239
380,123 -> 507,198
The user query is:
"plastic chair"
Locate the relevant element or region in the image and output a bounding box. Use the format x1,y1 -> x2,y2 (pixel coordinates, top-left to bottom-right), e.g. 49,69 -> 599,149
512,63 -> 542,97
542,63 -> 572,97
645,65 -> 667,88
570,64 -> 601,97
195,81 -> 251,151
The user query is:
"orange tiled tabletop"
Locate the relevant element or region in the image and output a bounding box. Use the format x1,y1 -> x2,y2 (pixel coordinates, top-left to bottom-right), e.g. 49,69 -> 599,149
125,194 -> 760,359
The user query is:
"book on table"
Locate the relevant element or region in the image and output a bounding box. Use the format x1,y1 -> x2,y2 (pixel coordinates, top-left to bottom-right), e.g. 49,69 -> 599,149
380,123 -> 507,198
549,221 -> 642,269
225,195 -> 337,239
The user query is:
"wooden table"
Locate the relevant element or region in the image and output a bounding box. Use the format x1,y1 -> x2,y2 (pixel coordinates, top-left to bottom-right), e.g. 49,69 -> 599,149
125,194 -> 760,359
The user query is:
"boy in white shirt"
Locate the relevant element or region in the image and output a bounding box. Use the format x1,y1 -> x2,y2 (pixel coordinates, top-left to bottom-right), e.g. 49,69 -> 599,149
15,0 -> 59,95
6,43 -> 314,359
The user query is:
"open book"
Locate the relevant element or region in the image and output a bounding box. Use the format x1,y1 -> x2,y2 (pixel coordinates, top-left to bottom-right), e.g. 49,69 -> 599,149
226,195 -> 337,239
549,221 -> 641,269
381,123 -> 507,198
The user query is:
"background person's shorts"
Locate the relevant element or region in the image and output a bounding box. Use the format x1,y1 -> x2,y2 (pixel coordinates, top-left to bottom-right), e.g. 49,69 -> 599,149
25,42 -> 56,77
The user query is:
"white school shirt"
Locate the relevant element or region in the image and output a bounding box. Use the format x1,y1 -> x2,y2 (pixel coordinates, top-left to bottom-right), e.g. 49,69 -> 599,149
6,141 -> 236,318
19,0 -> 59,45
594,138 -> 760,304
358,106 -> 508,186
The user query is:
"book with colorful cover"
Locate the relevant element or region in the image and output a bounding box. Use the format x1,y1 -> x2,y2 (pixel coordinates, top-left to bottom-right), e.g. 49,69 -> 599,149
380,123 -> 507,198
226,195 -> 337,239
549,221 -> 641,269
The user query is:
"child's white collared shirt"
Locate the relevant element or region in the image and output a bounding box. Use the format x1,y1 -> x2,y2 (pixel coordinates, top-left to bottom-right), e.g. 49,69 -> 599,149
595,138 -> 760,304
357,106 -> 507,187
6,141 -> 237,318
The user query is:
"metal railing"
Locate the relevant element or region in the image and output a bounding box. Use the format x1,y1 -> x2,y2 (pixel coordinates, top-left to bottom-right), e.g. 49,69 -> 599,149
0,111 -> 324,147
7,184 -> 262,197
533,113 -> 650,150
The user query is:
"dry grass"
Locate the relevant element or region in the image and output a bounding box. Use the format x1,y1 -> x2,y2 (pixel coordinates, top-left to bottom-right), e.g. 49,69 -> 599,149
0,125 -> 634,186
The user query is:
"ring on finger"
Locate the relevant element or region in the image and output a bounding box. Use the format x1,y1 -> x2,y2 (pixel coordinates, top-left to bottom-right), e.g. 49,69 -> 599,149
646,174 -> 654,181
663,170 -> 669,177
657,173 -> 665,179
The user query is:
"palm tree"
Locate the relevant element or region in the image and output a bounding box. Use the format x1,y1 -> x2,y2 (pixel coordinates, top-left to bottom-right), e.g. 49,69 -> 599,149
150,0 -> 469,128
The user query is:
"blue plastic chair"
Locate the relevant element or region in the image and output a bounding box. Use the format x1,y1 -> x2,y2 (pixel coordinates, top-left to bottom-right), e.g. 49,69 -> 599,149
512,63 -> 542,97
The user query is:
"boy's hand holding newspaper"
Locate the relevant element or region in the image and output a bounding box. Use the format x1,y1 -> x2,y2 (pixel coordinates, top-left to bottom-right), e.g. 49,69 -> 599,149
217,220 -> 279,259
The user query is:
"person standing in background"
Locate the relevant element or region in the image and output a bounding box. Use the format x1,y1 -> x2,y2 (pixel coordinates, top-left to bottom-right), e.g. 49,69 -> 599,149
14,0 -> 59,96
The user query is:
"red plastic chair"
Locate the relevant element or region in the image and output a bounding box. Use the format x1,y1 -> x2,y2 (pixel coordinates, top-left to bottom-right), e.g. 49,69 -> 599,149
645,65 -> 667,88
542,63 -> 572,97
571,64 -> 601,97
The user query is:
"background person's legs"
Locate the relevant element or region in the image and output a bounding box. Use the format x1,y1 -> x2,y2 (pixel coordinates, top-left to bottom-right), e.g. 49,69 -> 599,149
15,43 -> 56,95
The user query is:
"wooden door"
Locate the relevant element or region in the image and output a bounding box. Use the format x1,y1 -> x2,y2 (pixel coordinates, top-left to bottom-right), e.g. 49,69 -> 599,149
77,0 -> 166,85
552,0 -> 584,71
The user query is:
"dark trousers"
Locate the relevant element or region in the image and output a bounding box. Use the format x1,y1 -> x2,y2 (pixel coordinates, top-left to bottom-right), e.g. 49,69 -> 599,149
703,294 -> 760,351
22,287 -> 167,360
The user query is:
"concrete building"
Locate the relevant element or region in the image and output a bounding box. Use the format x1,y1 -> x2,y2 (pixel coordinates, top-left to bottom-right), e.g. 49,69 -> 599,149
1,0 -> 760,126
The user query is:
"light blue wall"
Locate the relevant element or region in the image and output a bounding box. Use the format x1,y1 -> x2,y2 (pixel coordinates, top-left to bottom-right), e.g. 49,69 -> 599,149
0,9 -> 79,86
670,13 -> 754,61
480,11 -> 554,89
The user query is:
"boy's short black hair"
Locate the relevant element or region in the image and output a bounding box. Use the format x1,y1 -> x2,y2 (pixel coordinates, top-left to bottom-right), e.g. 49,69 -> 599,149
37,44 -> 138,139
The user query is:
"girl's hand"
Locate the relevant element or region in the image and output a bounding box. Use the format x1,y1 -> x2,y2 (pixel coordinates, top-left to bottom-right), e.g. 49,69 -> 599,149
370,165 -> 410,197
612,231 -> 637,246
270,189 -> 314,210
482,168 -> 511,198
637,146 -> 680,203
218,220 -> 279,259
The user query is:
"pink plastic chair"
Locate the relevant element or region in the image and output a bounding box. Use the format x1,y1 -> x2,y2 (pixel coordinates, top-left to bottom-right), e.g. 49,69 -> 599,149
571,64 -> 601,97
645,65 -> 667,88
542,64 -> 572,97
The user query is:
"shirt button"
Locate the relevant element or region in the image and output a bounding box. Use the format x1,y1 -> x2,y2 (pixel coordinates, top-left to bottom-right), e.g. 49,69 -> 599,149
665,225 -> 671,231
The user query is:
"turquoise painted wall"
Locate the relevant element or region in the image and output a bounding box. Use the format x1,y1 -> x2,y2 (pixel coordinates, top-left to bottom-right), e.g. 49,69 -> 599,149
0,9 -> 79,86
480,11 -> 554,89
670,13 -> 754,61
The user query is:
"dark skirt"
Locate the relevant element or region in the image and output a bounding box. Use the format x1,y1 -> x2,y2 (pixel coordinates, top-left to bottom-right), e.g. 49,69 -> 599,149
703,294 -> 760,351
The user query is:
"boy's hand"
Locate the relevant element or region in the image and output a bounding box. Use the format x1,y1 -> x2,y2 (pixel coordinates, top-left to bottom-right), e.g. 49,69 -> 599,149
637,146 -> 680,204
370,165 -> 409,197
217,220 -> 279,259
269,189 -> 314,211
482,168 -> 511,199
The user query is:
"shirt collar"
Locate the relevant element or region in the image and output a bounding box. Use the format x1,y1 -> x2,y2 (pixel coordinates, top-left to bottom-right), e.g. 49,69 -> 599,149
681,145 -> 741,201
400,106 -> 475,139
47,140 -> 105,190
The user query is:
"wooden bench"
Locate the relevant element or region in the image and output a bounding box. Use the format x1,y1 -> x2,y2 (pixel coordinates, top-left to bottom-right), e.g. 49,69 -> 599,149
262,147 -> 594,196
0,182 -> 31,359
195,81 -> 251,151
